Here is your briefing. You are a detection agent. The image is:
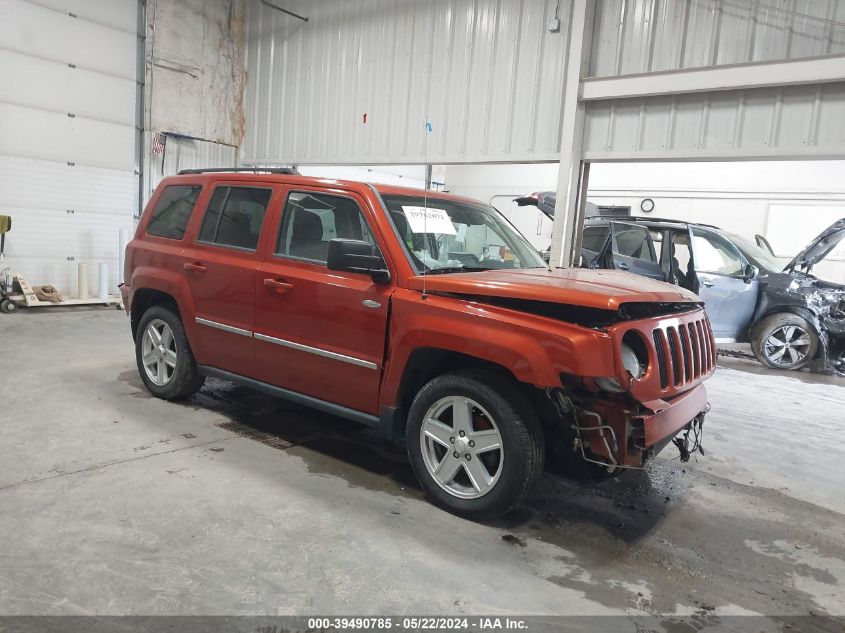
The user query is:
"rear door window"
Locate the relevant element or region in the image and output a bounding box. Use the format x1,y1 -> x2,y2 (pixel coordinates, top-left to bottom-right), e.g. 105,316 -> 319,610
146,185 -> 202,240
197,186 -> 272,251
608,222 -> 665,280
581,226 -> 609,254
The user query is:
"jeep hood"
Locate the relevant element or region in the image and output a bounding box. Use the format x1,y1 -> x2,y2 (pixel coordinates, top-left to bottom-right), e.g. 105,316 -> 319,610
784,218 -> 845,273
407,268 -> 700,311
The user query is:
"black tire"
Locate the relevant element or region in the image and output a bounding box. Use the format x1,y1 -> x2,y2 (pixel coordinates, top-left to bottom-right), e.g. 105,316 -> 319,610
751,313 -> 818,371
0,299 -> 17,314
406,369 -> 544,519
135,305 -> 204,400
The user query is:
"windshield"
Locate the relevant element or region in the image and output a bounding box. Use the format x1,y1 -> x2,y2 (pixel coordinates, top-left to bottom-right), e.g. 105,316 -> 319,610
723,233 -> 782,271
380,194 -> 548,274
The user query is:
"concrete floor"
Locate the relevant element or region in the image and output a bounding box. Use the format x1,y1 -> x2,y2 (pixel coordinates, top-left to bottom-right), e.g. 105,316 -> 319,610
1,309 -> 844,626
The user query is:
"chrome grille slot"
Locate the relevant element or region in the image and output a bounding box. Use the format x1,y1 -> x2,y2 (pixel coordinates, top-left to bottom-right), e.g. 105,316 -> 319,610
678,325 -> 692,382
653,329 -> 669,389
666,327 -> 683,386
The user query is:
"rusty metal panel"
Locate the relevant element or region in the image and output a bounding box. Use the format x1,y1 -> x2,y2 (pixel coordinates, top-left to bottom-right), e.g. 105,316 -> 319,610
590,0 -> 845,77
583,81 -> 845,159
242,0 -> 570,165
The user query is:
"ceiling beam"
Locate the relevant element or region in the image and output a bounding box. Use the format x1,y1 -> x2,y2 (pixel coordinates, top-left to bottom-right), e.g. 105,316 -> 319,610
580,54 -> 845,102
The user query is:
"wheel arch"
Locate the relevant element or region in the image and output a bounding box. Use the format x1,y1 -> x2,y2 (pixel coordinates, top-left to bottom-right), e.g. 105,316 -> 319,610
751,307 -> 825,365
753,305 -> 824,339
130,288 -> 183,341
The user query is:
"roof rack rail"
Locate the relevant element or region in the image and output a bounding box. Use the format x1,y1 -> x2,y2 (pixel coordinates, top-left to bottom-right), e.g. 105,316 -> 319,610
587,215 -> 721,230
177,167 -> 299,176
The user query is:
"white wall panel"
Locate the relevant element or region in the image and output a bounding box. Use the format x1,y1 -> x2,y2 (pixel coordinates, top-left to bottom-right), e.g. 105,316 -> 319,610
0,103 -> 135,170
242,0 -> 570,165
590,0 -> 845,77
0,0 -> 135,78
30,0 -> 137,32
0,0 -> 136,296
583,81 -> 845,160
0,156 -> 134,295
0,49 -> 135,125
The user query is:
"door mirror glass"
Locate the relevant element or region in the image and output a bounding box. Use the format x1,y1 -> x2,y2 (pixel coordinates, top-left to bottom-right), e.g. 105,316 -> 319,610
326,239 -> 390,283
744,263 -> 759,282
0,215 -> 10,234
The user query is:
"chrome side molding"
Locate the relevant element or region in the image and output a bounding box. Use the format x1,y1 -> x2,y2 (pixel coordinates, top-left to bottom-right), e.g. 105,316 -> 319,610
195,317 -> 252,338
254,332 -> 378,370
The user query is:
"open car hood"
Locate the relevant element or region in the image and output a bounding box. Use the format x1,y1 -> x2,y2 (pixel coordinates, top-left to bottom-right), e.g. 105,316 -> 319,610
784,218 -> 845,273
407,267 -> 700,312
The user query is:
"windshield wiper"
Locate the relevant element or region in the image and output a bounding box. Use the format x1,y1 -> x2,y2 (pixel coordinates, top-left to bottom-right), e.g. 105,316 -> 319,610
425,266 -> 493,275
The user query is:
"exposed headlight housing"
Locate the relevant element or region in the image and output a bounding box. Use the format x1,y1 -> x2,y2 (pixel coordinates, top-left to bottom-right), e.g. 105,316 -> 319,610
621,331 -> 650,380
620,342 -> 645,380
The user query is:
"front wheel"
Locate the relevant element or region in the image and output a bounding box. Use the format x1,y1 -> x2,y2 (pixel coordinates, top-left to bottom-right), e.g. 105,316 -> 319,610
751,313 -> 818,371
0,299 -> 17,314
406,370 -> 544,519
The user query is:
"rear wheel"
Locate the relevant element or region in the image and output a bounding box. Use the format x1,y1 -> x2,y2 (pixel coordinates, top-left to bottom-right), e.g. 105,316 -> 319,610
0,299 -> 17,314
751,313 -> 818,370
406,370 -> 544,519
135,305 -> 204,400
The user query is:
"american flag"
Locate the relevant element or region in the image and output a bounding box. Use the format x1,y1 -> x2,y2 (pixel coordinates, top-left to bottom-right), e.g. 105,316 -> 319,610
152,132 -> 167,155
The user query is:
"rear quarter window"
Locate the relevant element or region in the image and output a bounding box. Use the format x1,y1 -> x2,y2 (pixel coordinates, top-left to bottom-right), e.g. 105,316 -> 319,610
146,185 -> 202,240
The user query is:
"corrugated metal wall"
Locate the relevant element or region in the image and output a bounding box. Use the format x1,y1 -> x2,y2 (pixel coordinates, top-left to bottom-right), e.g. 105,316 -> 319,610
242,0 -> 571,165
590,0 -> 845,77
146,136 -> 237,199
0,0 -> 137,296
583,81 -> 845,159
584,0 -> 845,161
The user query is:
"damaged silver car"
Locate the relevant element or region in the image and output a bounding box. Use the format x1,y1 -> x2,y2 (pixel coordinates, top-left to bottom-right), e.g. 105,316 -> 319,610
560,213 -> 845,375
757,219 -> 845,375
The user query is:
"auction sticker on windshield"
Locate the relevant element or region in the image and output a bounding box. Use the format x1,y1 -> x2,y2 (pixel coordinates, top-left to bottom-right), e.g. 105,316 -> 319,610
402,206 -> 457,235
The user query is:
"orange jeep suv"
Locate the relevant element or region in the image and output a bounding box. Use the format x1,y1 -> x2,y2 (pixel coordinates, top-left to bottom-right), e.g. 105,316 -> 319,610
122,168 -> 715,518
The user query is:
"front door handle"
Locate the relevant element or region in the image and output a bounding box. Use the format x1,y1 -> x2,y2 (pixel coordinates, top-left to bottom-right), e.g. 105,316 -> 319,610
264,278 -> 293,293
617,263 -> 629,271
184,262 -> 207,273
701,280 -> 715,288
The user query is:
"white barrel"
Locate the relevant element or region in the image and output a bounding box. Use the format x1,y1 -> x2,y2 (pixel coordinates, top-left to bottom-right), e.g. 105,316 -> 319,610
77,262 -> 89,300
98,263 -> 109,299
119,228 -> 129,284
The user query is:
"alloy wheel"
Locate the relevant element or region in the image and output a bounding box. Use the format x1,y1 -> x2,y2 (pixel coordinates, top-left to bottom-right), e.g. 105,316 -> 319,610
763,325 -> 812,367
419,396 -> 504,500
141,319 -> 177,386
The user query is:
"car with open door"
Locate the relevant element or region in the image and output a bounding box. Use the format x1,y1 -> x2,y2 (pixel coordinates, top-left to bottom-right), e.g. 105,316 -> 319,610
578,216 -> 845,374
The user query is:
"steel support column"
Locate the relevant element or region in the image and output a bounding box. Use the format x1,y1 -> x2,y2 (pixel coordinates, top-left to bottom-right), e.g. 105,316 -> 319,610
550,0 -> 595,268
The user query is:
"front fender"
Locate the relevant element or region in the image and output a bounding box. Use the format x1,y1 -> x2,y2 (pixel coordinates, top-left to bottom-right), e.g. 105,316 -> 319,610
380,289 -> 616,407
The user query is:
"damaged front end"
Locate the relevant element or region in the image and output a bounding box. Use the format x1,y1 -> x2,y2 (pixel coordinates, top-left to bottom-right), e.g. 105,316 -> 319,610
544,307 -> 716,474
777,218 -> 845,375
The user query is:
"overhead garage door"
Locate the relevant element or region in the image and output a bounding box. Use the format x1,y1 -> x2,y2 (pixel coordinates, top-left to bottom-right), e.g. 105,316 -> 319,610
0,0 -> 137,296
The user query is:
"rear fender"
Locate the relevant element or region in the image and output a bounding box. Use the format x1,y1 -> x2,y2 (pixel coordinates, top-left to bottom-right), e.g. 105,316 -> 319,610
128,266 -> 199,352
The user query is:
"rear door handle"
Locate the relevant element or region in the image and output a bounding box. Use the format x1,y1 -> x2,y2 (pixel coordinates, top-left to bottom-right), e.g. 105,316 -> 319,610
264,278 -> 293,293
184,262 -> 207,273
617,263 -> 629,271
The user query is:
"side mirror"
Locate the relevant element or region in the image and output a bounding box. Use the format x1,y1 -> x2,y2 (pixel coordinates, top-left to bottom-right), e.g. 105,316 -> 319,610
326,239 -> 390,283
0,215 -> 10,234
743,264 -> 759,283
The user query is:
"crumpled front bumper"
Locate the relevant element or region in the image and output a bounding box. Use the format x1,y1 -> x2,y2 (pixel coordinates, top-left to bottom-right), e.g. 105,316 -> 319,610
577,384 -> 708,468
